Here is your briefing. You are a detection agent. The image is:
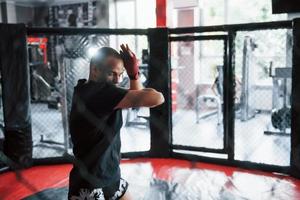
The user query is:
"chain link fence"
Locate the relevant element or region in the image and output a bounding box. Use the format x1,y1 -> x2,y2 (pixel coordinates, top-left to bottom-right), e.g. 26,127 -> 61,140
28,34 -> 150,158
171,39 -> 225,150
234,29 -> 292,166
170,28 -> 292,165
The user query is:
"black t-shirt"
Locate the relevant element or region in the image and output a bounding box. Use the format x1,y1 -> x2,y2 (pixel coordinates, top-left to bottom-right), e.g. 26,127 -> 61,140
68,79 -> 128,194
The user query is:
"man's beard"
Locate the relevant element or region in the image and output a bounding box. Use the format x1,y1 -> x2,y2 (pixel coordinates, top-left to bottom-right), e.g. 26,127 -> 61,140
96,75 -> 119,86
96,74 -> 109,83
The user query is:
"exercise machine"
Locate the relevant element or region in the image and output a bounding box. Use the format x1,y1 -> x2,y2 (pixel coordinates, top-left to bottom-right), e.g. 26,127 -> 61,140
195,65 -> 223,125
264,64 -> 291,136
239,36 -> 257,121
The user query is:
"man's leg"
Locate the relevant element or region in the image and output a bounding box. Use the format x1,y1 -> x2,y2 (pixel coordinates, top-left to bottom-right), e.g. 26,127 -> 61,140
120,189 -> 132,200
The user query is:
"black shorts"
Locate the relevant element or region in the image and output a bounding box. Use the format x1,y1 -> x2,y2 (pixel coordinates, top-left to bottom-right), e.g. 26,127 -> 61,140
69,178 -> 128,200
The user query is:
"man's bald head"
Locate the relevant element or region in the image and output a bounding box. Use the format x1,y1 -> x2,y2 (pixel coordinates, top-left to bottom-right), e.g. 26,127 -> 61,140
89,47 -> 125,84
90,47 -> 122,69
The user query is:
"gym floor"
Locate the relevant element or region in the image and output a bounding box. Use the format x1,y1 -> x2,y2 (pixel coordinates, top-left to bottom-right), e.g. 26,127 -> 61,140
0,158 -> 298,200
173,109 -> 290,166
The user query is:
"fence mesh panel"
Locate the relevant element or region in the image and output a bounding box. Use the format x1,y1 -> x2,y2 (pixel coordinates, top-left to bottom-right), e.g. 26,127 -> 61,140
29,34 -> 150,158
171,39 -> 225,150
234,29 -> 292,166
170,28 -> 292,166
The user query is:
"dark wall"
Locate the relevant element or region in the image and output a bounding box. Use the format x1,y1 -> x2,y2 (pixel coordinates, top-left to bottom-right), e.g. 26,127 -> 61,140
33,6 -> 49,27
16,5 -> 34,25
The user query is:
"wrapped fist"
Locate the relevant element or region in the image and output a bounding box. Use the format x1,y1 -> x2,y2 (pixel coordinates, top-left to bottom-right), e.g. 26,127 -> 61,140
120,44 -> 139,80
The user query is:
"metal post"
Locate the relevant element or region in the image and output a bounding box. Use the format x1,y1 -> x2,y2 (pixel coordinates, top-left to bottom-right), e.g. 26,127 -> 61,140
290,18 -> 300,178
225,31 -> 236,160
61,58 -> 70,153
148,28 -> 171,157
0,24 -> 32,167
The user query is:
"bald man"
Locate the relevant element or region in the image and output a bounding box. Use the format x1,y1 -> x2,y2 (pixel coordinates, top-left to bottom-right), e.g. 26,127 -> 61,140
68,44 -> 164,200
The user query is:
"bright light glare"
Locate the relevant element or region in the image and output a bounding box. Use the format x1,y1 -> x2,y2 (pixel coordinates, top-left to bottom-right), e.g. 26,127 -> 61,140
87,47 -> 98,58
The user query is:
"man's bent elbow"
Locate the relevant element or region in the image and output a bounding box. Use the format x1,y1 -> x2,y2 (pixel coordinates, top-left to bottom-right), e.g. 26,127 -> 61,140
151,92 -> 165,107
158,92 -> 165,105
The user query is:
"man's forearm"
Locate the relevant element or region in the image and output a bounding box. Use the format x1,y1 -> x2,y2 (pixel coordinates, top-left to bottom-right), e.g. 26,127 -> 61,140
129,78 -> 144,90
